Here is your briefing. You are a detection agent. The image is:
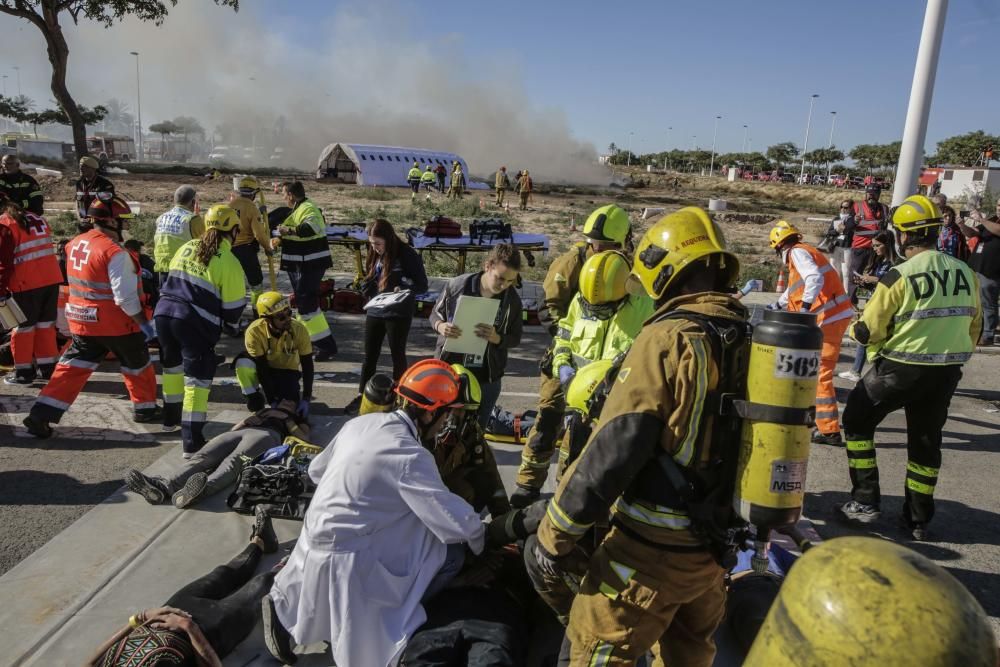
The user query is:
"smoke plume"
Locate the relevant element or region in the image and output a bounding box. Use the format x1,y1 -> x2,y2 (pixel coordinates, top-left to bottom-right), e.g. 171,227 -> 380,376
1,1 -> 607,183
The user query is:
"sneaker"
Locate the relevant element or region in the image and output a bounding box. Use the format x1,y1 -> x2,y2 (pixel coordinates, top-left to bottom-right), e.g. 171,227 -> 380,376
836,500 -> 881,525
261,595 -> 298,664
125,469 -> 169,505
251,505 -> 280,554
133,407 -> 163,424
343,394 -> 362,416
172,472 -> 208,509
811,429 -> 843,446
161,423 -> 181,434
838,370 -> 861,382
22,414 -> 53,439
4,374 -> 34,385
510,485 -> 541,510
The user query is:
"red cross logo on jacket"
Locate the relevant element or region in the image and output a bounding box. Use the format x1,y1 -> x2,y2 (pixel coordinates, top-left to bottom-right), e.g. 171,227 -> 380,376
69,240 -> 91,270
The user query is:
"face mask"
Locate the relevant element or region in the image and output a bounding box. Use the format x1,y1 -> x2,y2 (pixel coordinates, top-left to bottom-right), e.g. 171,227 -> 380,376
839,212 -> 850,221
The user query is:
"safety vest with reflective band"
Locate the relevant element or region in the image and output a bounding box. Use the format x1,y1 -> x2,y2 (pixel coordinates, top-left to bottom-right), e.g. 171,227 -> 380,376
850,200 -> 889,250
862,249 -> 979,366
155,238 -> 247,340
0,212 -> 62,292
420,170 -> 436,184
277,199 -> 332,272
64,229 -> 141,336
153,206 -> 200,272
786,243 -> 853,327
407,167 -> 422,182
552,292 -> 653,374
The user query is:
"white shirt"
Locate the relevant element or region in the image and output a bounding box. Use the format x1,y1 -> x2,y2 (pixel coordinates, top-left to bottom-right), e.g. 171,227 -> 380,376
778,247 -> 823,308
107,248 -> 142,316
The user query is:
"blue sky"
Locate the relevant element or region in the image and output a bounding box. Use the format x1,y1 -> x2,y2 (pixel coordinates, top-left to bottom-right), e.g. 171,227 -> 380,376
259,0 -> 999,156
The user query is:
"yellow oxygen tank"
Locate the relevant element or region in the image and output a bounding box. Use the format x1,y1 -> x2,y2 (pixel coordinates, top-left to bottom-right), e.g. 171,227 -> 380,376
359,372 -> 395,415
734,310 -> 822,571
746,536 -> 998,666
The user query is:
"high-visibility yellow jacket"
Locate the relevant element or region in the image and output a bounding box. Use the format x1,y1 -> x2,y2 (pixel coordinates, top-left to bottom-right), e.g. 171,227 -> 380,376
277,199 -> 331,272
153,205 -> 204,272
552,292 -> 654,375
852,248 -> 981,365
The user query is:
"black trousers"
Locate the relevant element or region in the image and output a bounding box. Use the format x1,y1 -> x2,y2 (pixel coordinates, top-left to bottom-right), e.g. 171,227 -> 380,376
164,544 -> 275,658
287,263 -> 336,353
231,242 -> 264,287
358,314 -> 412,392
841,358 -> 962,525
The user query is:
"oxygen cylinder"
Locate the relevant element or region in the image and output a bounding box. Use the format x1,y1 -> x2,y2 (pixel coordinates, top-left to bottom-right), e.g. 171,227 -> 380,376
734,310 -> 822,566
745,536 -> 998,667
359,373 -> 395,415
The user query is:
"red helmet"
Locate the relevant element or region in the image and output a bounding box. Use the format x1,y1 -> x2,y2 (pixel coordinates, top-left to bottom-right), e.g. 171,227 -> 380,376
394,359 -> 464,411
87,195 -> 133,223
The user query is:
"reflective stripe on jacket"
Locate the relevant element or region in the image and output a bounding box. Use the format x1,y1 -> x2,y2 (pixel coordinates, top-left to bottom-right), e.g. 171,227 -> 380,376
0,212 -> 62,292
853,249 -> 981,366
786,242 -> 852,327
552,292 -> 654,375
65,229 -> 140,336
850,201 -> 889,250
278,199 -> 332,271
153,205 -> 202,272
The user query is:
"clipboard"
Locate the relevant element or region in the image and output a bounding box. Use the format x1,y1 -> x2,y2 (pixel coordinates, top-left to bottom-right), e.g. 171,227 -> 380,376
442,295 -> 500,357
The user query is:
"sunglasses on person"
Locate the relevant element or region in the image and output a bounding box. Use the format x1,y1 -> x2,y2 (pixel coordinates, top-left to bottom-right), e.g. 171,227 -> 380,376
269,311 -> 292,322
840,204 -> 852,210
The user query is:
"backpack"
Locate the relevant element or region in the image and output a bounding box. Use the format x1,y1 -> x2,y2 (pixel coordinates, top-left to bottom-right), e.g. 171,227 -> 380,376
227,460 -> 314,520
469,218 -> 513,245
423,215 -> 463,240
329,288 -> 365,314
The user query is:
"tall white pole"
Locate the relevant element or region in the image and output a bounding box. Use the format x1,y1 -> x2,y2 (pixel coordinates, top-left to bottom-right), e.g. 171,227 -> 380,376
130,52 -> 143,160
626,131 -> 633,167
664,126 -> 672,170
892,0 -> 948,207
827,111 -> 838,180
691,135 -> 697,150
12,66 -> 21,95
800,94 -> 819,180
709,115 -> 721,176
742,124 -> 749,153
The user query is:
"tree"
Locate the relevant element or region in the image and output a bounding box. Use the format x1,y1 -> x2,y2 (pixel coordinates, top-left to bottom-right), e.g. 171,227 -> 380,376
849,144 -> 880,172
607,142 -> 618,157
803,147 -> 845,172
933,131 -> 1000,167
101,98 -> 134,135
765,142 -> 799,169
0,94 -> 105,138
0,1 -> 239,160
149,120 -> 179,157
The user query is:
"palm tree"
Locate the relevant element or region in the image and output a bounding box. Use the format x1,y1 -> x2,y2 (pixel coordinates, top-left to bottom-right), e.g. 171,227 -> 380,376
102,98 -> 134,136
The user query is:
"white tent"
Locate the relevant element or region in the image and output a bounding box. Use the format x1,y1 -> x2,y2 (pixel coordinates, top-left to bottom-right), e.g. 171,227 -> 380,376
315,143 -> 487,189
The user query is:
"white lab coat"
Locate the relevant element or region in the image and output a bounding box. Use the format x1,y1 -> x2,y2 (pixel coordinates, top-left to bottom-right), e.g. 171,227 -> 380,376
269,410 -> 485,667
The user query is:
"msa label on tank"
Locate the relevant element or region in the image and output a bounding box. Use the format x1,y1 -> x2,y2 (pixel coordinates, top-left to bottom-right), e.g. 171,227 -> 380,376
773,348 -> 820,379
770,459 -> 807,493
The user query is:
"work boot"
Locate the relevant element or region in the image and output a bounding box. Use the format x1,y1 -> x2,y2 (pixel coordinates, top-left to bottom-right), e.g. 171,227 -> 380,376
343,394 -> 362,416
4,372 -> 35,385
314,345 -> 337,362
262,595 -> 298,664
510,485 -> 541,510
133,406 -> 162,424
162,403 -> 182,433
126,469 -> 170,505
172,472 -> 208,509
811,429 -> 843,446
251,505 -> 279,554
246,391 -> 267,413
898,514 -> 929,542
836,500 -> 881,525
22,413 -> 53,439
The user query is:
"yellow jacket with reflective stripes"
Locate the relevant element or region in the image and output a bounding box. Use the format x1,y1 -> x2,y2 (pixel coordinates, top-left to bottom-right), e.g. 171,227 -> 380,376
552,292 -> 654,374
277,199 -> 331,271
538,293 -> 748,555
852,248 -> 981,365
229,195 -> 270,248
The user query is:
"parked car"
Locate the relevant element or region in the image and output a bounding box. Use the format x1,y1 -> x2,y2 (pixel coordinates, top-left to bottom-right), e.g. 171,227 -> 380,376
811,175 -> 826,185
829,174 -> 846,188
848,176 -> 865,189
780,173 -> 795,183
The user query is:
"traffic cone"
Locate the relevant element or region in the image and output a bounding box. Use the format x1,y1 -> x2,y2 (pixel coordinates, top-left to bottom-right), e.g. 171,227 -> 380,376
775,267 -> 787,292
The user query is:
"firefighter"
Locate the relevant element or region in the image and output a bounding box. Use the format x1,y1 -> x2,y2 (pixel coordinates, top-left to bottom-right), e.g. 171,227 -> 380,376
512,204 -> 631,507
74,156 -> 115,221
448,162 -> 465,199
534,207 -> 746,666
517,169 -> 532,210
769,220 -> 853,445
407,161 -> 423,201
845,184 -> 890,302
228,176 -> 272,311
23,196 -> 159,439
153,185 -> 204,283
276,180 -> 337,360
837,195 -> 981,541
495,166 -> 510,207
0,154 -> 44,215
0,197 -> 63,384
154,205 -> 247,455
234,291 -> 313,416
434,364 -> 512,518
420,164 -> 436,200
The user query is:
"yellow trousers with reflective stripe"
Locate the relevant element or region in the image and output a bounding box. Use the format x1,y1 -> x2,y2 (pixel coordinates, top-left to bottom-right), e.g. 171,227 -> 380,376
567,527 -> 725,667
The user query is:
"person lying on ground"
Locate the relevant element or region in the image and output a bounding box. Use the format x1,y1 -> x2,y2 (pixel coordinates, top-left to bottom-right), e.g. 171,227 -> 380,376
125,401 -> 309,509
85,506 -> 279,667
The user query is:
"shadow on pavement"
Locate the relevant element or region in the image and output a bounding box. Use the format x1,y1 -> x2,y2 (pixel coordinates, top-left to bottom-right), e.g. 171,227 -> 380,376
0,471 -> 126,506
0,428 -> 164,449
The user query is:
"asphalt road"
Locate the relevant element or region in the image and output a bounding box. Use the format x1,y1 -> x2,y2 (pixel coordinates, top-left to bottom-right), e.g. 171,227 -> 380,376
2,309 -> 998,637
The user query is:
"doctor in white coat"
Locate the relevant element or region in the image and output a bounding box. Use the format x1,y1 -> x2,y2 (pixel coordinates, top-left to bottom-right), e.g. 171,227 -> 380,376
263,359 -> 485,666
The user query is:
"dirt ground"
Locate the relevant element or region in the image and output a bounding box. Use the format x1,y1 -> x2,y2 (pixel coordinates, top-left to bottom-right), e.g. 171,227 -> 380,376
35,165 -> 846,287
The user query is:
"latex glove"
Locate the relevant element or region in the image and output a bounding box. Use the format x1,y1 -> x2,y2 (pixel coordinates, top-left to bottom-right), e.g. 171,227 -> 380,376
558,365 -> 576,388
140,320 -> 156,341
533,541 -> 563,579
297,398 -> 310,419
766,302 -> 782,311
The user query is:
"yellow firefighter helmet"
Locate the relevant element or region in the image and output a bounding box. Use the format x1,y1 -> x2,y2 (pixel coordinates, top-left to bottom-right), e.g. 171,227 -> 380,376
579,250 -> 631,305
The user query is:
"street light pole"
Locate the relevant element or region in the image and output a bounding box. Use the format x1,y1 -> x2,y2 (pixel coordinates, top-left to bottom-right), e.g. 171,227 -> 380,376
130,52 -> 143,161
826,111 -> 838,181
12,66 -> 21,95
742,124 -> 749,153
709,115 -> 721,176
664,126 -> 672,171
800,94 -> 819,181
626,131 -> 634,167
892,0 -> 948,207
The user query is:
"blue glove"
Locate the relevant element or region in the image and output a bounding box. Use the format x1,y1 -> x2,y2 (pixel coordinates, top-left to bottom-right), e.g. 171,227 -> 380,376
766,302 -> 782,311
558,365 -> 576,388
140,320 -> 156,341
297,399 -> 310,419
